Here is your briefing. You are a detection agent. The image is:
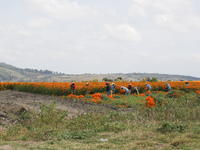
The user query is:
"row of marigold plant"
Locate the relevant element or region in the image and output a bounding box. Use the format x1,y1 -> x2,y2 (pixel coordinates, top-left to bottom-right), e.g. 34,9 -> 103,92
0,81 -> 200,96
1,81 -> 200,108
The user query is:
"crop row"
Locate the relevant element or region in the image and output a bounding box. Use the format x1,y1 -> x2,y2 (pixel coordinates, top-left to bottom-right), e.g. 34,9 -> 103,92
0,81 -> 200,96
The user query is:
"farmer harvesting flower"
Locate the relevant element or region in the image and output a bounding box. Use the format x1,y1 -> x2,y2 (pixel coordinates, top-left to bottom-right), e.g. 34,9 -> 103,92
185,82 -> 189,87
111,83 -> 116,94
166,83 -> 171,92
132,86 -> 139,95
128,84 -> 132,95
105,83 -> 112,96
145,83 -> 152,91
121,86 -> 129,97
70,82 -> 76,95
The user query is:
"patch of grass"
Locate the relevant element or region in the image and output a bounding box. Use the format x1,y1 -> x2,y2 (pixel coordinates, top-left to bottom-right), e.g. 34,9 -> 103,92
158,121 -> 188,134
1,92 -> 200,149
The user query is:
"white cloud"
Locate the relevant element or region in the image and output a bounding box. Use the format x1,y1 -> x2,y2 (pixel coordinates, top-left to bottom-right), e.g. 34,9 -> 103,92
190,54 -> 200,62
101,24 -> 142,42
129,5 -> 147,17
107,9 -> 118,17
25,0 -> 91,20
0,24 -> 32,37
27,17 -> 53,28
49,51 -> 69,60
155,15 -> 188,32
130,0 -> 200,32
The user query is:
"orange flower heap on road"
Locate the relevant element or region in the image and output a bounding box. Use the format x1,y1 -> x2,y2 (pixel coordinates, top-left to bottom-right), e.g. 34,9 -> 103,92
146,96 -> 156,108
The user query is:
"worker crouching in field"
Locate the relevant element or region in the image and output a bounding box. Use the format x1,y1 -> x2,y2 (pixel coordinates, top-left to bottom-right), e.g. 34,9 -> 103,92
111,83 -> 116,94
132,87 -> 139,95
166,83 -> 171,92
70,82 -> 76,95
121,86 -> 129,97
128,84 -> 132,95
145,83 -> 152,92
105,83 -> 112,96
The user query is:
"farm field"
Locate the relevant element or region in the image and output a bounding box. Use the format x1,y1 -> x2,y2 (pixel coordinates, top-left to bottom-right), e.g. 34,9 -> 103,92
0,81 -> 200,149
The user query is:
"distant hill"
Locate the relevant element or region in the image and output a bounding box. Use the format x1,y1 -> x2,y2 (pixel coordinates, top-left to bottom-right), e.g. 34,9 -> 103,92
0,62 -> 199,82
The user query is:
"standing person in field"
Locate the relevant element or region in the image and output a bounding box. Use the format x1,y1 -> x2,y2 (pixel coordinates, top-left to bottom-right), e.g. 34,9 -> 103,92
120,86 -> 129,97
85,82 -> 89,94
70,82 -> 76,95
132,86 -> 139,95
105,83 -> 112,96
166,83 -> 171,92
185,82 -> 189,87
128,84 -> 132,95
111,83 -> 116,94
145,83 -> 152,91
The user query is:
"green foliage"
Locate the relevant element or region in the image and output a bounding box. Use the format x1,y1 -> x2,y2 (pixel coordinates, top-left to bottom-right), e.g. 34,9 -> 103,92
158,121 -> 187,133
102,78 -> 113,82
38,101 -> 68,127
140,77 -> 158,82
165,90 -> 186,98
115,77 -> 122,81
90,79 -> 99,82
151,77 -> 158,82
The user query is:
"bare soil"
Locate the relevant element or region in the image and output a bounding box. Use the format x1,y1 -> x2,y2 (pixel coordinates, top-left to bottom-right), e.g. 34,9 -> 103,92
0,90 -> 130,129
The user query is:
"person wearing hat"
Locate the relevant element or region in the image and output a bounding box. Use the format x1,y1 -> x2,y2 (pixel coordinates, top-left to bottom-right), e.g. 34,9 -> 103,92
166,83 -> 171,92
185,82 -> 189,87
70,82 -> 76,95
105,83 -> 112,96
145,83 -> 152,91
85,82 -> 89,94
120,86 -> 129,97
111,83 -> 116,94
128,84 -> 132,95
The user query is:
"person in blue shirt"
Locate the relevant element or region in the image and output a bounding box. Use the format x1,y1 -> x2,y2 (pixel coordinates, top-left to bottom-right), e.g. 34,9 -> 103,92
121,86 -> 129,97
132,87 -> 139,95
111,83 -> 116,94
166,83 -> 171,92
145,83 -> 152,91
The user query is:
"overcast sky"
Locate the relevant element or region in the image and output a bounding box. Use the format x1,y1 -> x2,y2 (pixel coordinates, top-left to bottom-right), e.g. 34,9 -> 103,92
0,0 -> 200,77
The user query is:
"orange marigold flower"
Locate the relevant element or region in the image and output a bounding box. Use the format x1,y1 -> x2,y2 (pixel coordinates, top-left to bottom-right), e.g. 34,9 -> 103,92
108,95 -> 113,98
196,91 -> 200,94
146,96 -> 156,108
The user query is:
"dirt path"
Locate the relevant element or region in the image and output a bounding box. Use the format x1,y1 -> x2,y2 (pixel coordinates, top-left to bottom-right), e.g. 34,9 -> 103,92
0,90 -> 122,128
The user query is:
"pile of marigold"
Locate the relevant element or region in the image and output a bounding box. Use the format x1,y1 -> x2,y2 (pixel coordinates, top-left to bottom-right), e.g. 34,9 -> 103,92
146,96 -> 156,108
90,93 -> 103,104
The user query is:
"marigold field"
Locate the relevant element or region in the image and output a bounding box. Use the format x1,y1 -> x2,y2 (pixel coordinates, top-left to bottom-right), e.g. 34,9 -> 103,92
0,81 -> 200,149
0,81 -> 200,108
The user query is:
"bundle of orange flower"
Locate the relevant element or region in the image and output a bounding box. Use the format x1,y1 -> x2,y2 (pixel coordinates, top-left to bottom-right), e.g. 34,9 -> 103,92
77,95 -> 84,98
146,91 -> 151,94
138,93 -> 145,97
92,93 -> 102,98
108,95 -> 113,98
146,96 -> 156,108
67,94 -> 84,99
120,89 -> 125,94
90,93 -> 103,104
